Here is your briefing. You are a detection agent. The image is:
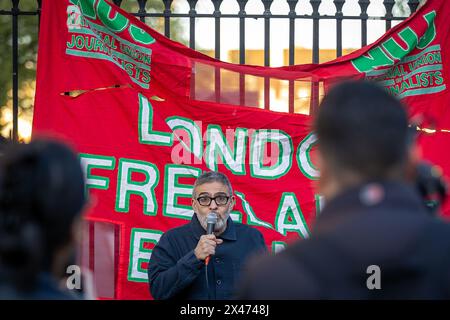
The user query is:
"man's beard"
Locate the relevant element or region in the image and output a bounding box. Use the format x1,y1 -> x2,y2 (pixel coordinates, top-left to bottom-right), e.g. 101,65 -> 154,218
198,211 -> 229,233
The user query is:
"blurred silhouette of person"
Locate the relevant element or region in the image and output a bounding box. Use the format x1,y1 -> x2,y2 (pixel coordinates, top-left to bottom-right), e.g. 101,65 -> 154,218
0,139 -> 86,299
236,80 -> 450,299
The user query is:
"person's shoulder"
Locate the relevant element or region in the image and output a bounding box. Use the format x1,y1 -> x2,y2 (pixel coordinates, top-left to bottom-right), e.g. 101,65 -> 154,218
243,249 -> 293,282
237,241 -> 320,299
424,217 -> 450,240
19,273 -> 80,300
260,239 -> 323,277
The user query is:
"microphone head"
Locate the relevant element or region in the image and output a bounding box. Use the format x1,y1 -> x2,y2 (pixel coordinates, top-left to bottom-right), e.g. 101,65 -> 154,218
206,212 -> 218,224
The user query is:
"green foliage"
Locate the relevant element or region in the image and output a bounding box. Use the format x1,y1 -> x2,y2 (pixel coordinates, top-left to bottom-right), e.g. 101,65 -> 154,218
0,1 -> 39,114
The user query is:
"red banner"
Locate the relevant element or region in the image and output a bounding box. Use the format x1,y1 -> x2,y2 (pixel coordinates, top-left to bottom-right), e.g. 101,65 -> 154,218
33,0 -> 450,299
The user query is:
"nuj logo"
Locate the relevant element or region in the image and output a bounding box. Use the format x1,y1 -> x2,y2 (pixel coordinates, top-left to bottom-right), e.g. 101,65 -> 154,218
352,11 -> 437,74
67,5 -> 82,30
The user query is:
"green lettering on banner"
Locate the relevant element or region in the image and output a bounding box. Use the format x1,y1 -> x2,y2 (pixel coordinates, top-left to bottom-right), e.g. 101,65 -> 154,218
271,241 -> 287,253
275,193 -> 310,238
128,228 -> 162,282
130,25 -> 155,45
352,47 -> 395,73
68,1 -> 154,89
75,0 -> 96,19
435,70 -> 444,85
142,70 -> 151,84
138,94 -> 173,146
67,35 -> 76,48
74,1 -> 155,49
79,153 -> 116,192
250,129 -> 293,180
297,132 -> 319,180
75,35 -> 85,49
396,84 -> 446,99
120,43 -> 152,64
315,194 -> 324,217
405,64 -> 442,82
402,44 -> 441,64
163,164 -> 202,220
229,210 -> 243,223
205,125 -> 247,175
86,36 -> 95,50
234,191 -> 273,229
382,27 -> 418,60
65,48 -> 150,89
83,19 -> 153,56
352,11 -> 438,74
96,0 -> 129,33
68,28 -> 151,69
418,11 -> 437,49
166,117 -> 203,161
93,38 -> 103,51
369,41 -> 445,99
115,158 -> 159,216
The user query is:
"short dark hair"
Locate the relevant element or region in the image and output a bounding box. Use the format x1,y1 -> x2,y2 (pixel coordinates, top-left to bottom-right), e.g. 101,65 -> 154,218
193,171 -> 233,197
314,80 -> 409,180
0,139 -> 85,291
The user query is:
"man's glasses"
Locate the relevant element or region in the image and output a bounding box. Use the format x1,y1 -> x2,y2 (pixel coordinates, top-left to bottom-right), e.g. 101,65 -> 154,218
196,195 -> 230,207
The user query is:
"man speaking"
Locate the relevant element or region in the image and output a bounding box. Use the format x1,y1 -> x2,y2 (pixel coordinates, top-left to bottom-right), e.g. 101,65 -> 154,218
148,171 -> 267,299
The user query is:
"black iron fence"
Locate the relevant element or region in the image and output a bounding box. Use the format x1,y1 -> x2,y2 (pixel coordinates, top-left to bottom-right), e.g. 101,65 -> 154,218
0,0 -> 419,142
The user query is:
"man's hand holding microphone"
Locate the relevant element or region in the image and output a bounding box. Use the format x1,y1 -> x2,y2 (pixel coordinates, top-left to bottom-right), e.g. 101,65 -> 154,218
194,212 -> 223,265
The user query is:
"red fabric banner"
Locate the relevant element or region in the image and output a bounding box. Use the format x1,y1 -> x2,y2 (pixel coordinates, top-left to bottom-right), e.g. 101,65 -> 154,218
33,0 -> 450,299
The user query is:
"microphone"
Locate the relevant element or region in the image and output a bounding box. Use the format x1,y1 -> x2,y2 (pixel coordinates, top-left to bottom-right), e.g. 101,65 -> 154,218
205,212 -> 217,266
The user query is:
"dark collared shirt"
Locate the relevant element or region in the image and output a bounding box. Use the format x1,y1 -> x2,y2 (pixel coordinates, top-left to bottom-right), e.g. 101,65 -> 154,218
148,214 -> 267,300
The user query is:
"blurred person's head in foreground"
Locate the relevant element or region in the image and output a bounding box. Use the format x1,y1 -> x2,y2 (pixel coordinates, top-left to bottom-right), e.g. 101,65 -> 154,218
236,80 -> 450,300
314,80 -> 414,202
0,138 -> 85,299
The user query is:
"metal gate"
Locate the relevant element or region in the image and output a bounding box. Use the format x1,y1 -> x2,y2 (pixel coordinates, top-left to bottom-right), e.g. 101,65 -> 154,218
0,0 -> 418,142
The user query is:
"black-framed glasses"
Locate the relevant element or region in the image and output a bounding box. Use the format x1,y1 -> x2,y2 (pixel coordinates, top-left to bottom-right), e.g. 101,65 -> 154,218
196,195 -> 230,207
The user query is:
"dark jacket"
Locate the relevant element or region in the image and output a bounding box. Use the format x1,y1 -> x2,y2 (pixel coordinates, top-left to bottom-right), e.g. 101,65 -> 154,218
237,181 -> 450,299
0,272 -> 79,300
148,214 -> 267,300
